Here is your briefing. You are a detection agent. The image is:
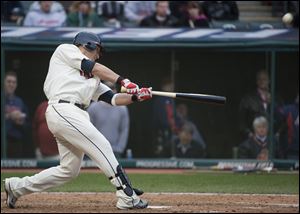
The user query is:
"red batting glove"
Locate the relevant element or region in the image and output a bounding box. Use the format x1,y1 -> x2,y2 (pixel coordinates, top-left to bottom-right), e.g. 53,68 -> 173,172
137,87 -> 152,102
121,79 -> 139,94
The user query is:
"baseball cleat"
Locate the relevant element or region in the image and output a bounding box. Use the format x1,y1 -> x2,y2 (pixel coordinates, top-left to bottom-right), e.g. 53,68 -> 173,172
117,199 -> 148,210
133,199 -> 148,209
4,179 -> 18,209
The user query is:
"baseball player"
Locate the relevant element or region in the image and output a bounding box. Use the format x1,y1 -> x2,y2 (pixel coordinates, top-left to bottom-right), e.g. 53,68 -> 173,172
4,32 -> 152,210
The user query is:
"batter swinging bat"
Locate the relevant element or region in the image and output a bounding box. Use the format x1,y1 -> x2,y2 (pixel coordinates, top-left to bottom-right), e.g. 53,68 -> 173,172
121,87 -> 226,105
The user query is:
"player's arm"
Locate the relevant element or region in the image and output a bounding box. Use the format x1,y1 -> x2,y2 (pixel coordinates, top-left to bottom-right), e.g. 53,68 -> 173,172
91,63 -> 139,94
57,45 -> 139,94
92,63 -> 118,84
99,88 -> 152,106
114,94 -> 135,106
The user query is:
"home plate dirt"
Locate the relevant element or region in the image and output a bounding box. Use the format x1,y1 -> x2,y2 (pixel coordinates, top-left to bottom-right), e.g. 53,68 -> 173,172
1,192 -> 298,213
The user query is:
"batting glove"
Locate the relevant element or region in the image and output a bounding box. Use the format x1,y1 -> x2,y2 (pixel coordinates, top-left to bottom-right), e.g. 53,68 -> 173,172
137,87 -> 152,102
121,78 -> 139,94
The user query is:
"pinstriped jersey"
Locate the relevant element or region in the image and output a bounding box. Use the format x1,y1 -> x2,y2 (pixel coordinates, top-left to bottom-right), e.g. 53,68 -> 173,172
44,44 -> 109,106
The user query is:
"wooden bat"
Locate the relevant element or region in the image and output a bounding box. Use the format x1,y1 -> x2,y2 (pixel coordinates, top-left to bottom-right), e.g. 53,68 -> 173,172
121,87 -> 226,105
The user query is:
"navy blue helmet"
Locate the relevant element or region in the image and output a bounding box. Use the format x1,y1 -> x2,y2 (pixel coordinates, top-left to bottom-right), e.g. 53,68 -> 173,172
73,32 -> 102,52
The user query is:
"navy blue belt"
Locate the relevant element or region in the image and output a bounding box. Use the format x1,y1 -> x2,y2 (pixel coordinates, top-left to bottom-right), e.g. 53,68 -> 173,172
58,100 -> 86,110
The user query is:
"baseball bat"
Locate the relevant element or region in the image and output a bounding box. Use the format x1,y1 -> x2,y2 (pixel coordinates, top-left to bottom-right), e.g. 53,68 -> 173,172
121,87 -> 226,105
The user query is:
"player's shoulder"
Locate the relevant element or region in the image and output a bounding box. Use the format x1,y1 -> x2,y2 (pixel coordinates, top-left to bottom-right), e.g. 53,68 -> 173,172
52,44 -> 81,59
55,44 -> 79,54
56,43 -> 78,52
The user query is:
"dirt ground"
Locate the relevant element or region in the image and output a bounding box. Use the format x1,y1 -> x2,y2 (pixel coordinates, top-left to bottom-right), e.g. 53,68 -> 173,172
1,192 -> 298,213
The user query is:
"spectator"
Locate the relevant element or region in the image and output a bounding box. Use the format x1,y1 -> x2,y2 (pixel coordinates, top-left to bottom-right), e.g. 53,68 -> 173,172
175,103 -> 206,150
1,1 -> 25,25
256,148 -> 269,161
179,1 -> 209,28
171,122 -> 205,158
202,1 -> 239,21
238,116 -> 271,160
33,101 -> 59,160
28,1 -> 65,13
152,77 -> 178,157
4,71 -> 29,158
87,82 -> 130,158
239,70 -> 271,140
169,1 -> 189,20
277,94 -> 299,159
96,1 -> 125,28
124,1 -> 156,26
140,1 -> 178,27
23,1 -> 66,27
67,1 -> 102,27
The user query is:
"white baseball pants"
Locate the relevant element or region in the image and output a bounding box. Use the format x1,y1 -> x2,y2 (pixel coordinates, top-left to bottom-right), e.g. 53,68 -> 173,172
8,103 -> 137,204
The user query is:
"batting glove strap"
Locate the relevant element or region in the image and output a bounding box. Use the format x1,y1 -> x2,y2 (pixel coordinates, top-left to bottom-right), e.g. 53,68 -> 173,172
121,78 -> 139,94
131,94 -> 138,102
116,76 -> 124,84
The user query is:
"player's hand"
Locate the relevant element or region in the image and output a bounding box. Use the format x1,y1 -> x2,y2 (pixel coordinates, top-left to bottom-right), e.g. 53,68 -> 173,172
121,79 -> 139,94
137,87 -> 152,102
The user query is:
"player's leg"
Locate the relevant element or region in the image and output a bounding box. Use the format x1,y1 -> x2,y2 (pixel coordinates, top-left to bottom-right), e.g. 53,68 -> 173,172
48,103 -> 147,209
4,138 -> 84,207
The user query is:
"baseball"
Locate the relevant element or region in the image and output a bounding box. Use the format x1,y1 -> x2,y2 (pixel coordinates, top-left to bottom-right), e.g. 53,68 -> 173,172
282,13 -> 293,24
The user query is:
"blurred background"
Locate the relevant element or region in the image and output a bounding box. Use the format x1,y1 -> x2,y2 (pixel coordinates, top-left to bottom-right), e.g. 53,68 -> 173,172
1,1 -> 299,169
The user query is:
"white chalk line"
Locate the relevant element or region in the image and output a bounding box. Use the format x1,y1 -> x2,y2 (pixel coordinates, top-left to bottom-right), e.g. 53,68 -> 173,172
232,201 -> 299,208
147,205 -> 171,209
150,208 -> 222,213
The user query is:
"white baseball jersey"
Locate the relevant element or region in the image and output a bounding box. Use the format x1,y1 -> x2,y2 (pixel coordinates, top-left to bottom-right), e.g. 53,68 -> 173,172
44,44 -> 110,106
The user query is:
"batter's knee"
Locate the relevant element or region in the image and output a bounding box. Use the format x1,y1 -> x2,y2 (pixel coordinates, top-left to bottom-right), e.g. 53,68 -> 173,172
59,165 -> 81,179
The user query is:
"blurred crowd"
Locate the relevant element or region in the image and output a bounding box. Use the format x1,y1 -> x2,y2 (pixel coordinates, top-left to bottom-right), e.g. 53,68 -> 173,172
4,69 -> 298,160
151,73 -> 299,161
2,1 -> 298,29
1,1 -> 239,28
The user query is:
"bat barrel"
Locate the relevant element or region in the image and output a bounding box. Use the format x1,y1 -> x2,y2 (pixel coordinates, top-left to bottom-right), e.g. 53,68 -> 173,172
176,93 -> 226,105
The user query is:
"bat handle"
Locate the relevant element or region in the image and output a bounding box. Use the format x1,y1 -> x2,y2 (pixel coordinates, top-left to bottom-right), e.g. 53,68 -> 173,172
120,86 -> 127,93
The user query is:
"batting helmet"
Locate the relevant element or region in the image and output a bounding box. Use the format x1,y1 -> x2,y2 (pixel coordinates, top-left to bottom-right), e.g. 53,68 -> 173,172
73,32 -> 102,52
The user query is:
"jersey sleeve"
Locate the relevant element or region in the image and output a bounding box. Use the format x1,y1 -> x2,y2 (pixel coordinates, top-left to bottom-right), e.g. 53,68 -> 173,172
92,82 -> 111,101
56,44 -> 89,71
